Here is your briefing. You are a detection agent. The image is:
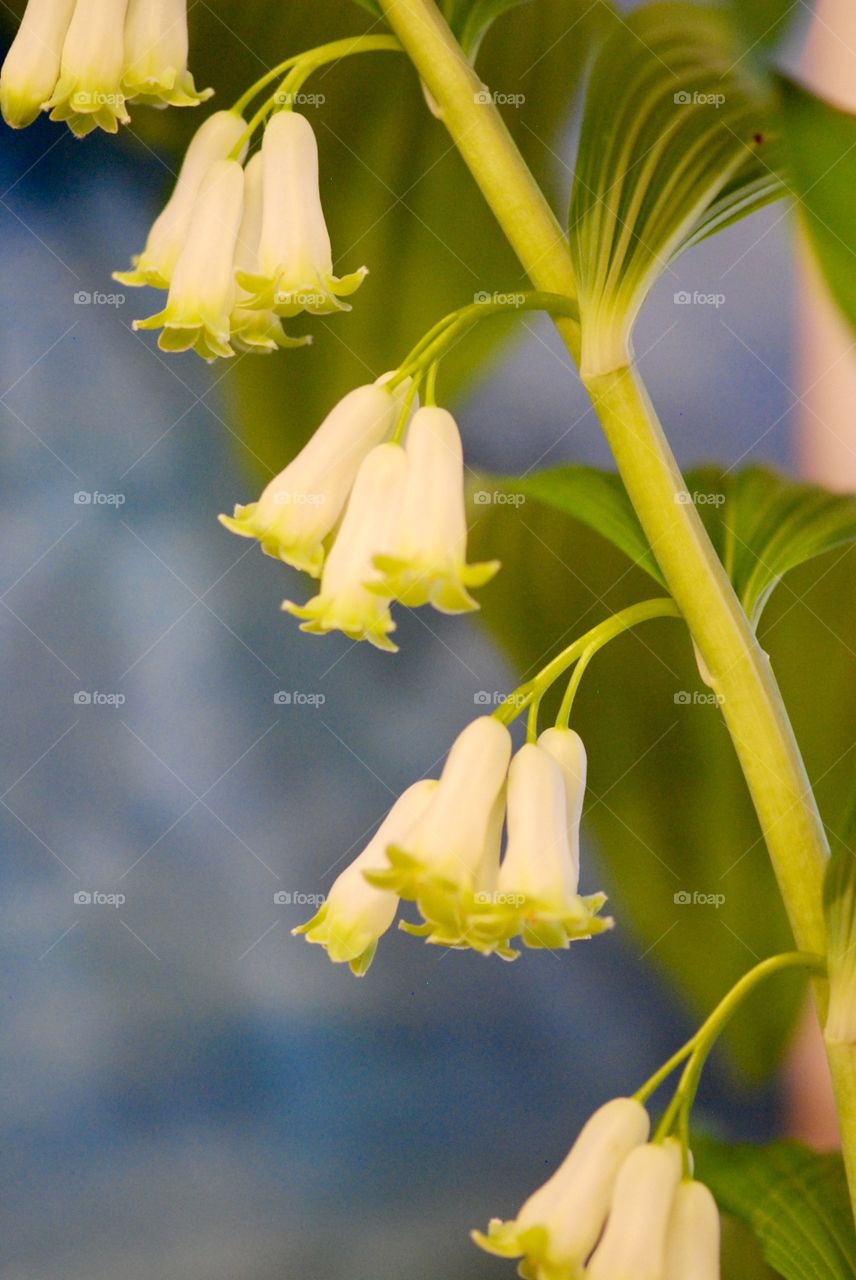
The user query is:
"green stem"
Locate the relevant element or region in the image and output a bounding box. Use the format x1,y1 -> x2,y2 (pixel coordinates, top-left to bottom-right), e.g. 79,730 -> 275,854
229,35 -> 402,156
391,291 -> 579,385
378,0 -> 856,1215
492,597 -> 681,726
652,952 -> 825,1163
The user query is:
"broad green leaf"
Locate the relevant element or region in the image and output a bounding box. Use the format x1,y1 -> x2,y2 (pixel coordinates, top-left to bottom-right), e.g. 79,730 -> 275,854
503,467 -> 664,586
777,77 -> 856,338
469,493 -> 856,1079
695,1140 -> 856,1280
496,465 -> 856,627
568,2 -> 781,375
444,0 -> 531,59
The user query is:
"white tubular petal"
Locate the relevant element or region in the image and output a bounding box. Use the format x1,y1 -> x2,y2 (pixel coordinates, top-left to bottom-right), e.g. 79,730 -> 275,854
664,1181 -> 720,1280
319,443 -> 404,596
135,157 -> 245,359
283,442 -> 407,650
124,0 -> 186,81
294,780 -> 437,969
375,405 -> 499,613
402,717 -> 512,886
0,0 -> 77,128
122,0 -> 209,104
497,743 -> 579,910
400,407 -> 468,561
240,109 -> 366,316
586,1140 -> 683,1280
46,0 -> 130,135
234,151 -> 263,275
473,1098 -> 650,1271
115,109 -> 247,287
524,1098 -> 650,1264
219,376 -> 406,576
537,726 -> 587,892
258,109 -> 331,282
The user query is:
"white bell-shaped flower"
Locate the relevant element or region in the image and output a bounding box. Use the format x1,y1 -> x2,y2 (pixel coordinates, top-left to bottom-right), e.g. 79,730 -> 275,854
135,157 -> 244,360
473,1097 -> 650,1277
664,1180 -> 721,1280
122,0 -> 211,107
586,1140 -> 683,1280
115,109 -> 247,288
293,780 -> 436,976
219,375 -> 408,577
45,0 -> 130,137
477,734 -> 609,950
237,110 -> 367,317
229,153 -> 310,355
368,717 -> 512,916
372,406 -> 500,613
0,0 -> 76,129
282,442 -> 406,651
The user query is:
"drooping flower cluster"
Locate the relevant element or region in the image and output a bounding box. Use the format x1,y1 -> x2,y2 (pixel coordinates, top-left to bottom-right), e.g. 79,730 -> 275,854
0,0 -> 210,135
294,717 -> 611,973
473,1097 -> 721,1280
221,383 -> 500,648
115,107 -> 366,359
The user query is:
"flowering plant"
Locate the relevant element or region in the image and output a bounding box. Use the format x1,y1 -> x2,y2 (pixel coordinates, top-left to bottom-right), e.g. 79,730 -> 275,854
5,0 -> 856,1275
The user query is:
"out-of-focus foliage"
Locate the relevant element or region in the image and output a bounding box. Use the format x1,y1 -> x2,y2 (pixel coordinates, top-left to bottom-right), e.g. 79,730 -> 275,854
567,3 -> 781,372
503,464 -> 856,627
777,77 -> 856,340
469,489 -> 856,1081
697,1140 -> 856,1278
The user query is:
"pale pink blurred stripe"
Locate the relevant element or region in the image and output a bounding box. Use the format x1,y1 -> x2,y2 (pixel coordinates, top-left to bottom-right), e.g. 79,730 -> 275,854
786,0 -> 856,1145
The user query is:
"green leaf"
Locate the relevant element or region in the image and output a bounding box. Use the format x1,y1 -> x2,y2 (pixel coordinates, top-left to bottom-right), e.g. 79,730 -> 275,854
695,1140 -> 856,1280
777,77 -> 856,338
444,0 -> 531,60
500,467 -> 664,586
496,464 -> 856,628
568,2 -> 781,375
469,494 -> 856,1080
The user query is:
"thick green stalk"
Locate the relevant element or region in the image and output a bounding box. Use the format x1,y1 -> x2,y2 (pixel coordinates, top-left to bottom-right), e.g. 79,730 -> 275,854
379,0 -> 856,1212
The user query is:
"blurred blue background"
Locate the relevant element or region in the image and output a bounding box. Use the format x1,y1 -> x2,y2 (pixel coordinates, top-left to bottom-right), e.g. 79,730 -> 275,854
0,63 -> 800,1280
